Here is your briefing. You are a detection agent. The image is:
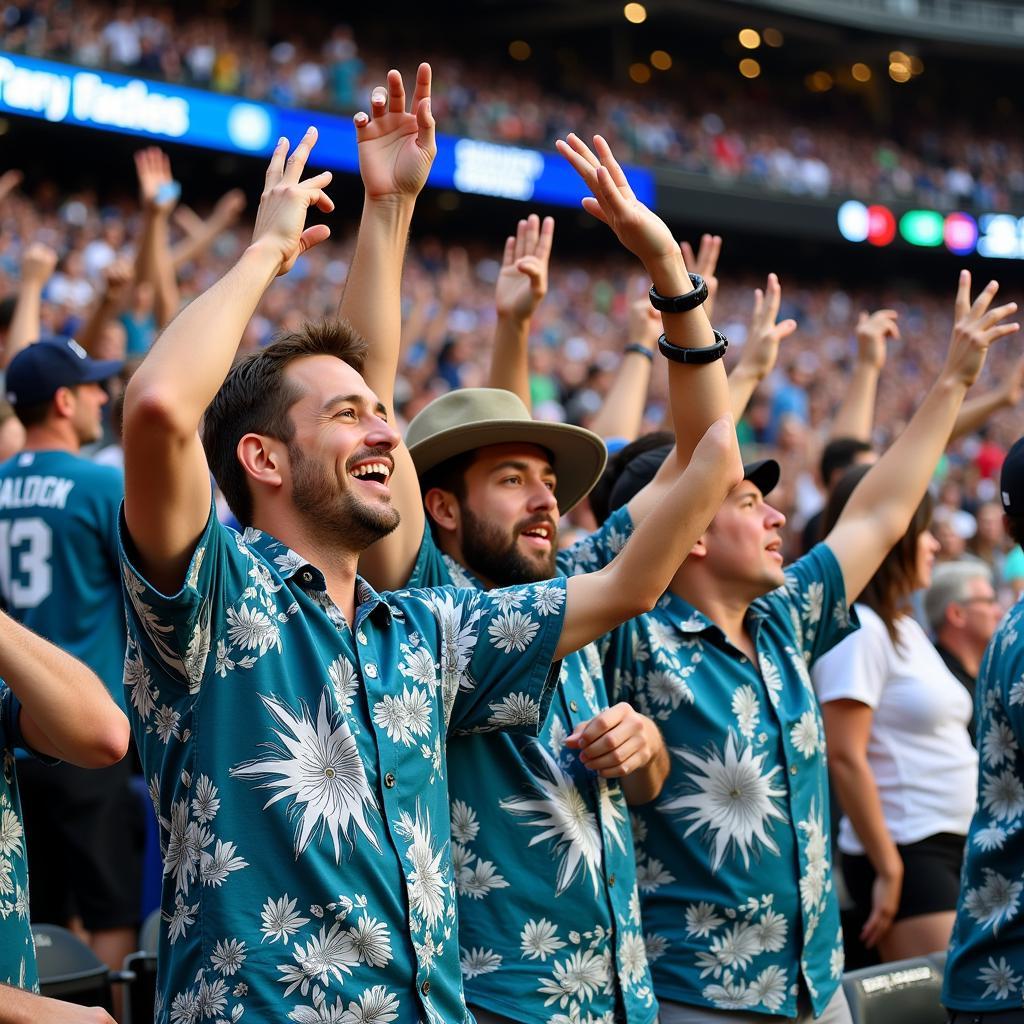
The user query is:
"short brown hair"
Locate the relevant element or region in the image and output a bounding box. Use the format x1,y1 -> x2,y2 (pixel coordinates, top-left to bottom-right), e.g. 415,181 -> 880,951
202,317 -> 367,526
822,463 -> 933,645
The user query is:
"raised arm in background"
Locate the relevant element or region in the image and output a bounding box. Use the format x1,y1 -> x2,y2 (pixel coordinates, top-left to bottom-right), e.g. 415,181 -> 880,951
828,308 -> 899,442
123,128 -> 334,594
826,272 -> 1019,604
488,212 -> 554,406
0,169 -> 22,204
1,610 -> 128,768
3,242 -> 57,366
338,65 -> 436,592
133,147 -> 181,328
556,133 -> 732,525
171,188 -> 247,270
588,296 -> 661,443
76,258 -> 133,356
949,354 -> 1024,441
680,232 -> 722,322
727,272 -> 798,422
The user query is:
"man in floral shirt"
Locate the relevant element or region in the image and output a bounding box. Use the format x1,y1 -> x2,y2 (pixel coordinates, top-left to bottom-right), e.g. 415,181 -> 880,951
600,271 -> 1018,1024
357,133 -> 735,1024
944,436 -> 1024,1018
118,69 -> 741,1024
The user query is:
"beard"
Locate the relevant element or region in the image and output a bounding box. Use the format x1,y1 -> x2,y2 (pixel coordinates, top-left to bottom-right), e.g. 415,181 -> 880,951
461,505 -> 558,586
289,442 -> 400,552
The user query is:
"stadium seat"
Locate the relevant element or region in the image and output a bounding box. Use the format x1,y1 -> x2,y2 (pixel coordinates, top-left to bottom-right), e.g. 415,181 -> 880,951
843,957 -> 946,1024
121,908 -> 161,1024
32,923 -> 133,1010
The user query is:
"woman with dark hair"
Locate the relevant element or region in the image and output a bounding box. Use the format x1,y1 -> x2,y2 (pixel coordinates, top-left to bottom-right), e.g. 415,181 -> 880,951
811,463 -> 978,961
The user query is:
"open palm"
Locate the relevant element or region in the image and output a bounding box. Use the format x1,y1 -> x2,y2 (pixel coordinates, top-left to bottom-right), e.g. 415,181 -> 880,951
355,64 -> 436,201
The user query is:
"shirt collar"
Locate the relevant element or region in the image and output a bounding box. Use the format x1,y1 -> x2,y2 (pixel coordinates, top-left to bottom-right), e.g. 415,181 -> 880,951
659,589 -> 768,646
241,527 -> 392,626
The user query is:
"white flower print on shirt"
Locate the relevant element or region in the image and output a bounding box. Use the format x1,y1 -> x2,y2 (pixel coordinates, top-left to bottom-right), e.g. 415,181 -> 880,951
789,711 -> 822,759
450,800 -> 479,844
964,869 -> 1024,933
461,947 -> 502,979
488,610 -> 540,653
261,894 -> 310,944
487,692 -> 541,729
328,656 -> 359,715
210,938 -> 246,976
372,686 -> 433,746
982,767 -> 1024,822
521,918 -> 567,961
979,956 -> 1022,1000
731,685 -> 760,741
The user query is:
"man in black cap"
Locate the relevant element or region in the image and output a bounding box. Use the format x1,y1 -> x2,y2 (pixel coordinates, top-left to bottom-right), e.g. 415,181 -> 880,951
944,434 -> 1024,1018
599,272 -> 1017,1024
0,336 -> 140,989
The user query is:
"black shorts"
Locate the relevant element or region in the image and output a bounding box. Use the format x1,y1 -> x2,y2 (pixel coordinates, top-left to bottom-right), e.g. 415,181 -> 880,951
842,832 -> 965,922
17,757 -> 143,931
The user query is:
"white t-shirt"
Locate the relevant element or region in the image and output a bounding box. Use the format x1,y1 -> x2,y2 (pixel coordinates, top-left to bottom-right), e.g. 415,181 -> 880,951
812,604 -> 978,855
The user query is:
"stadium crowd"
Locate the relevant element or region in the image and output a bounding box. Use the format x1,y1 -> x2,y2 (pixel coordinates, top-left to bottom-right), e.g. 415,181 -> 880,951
4,0 -> 1024,210
0,53 -> 1023,1024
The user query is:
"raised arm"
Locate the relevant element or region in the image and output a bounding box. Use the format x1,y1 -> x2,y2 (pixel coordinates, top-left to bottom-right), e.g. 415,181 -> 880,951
76,258 -> 133,356
557,415 -> 742,659
171,188 -> 247,269
1,611 -> 128,768
344,64 -> 437,592
949,354 -> 1024,441
556,133 -> 731,525
727,273 -> 797,422
588,297 -> 660,443
680,233 -> 721,322
826,273 -> 1019,604
828,309 -> 898,443
488,212 -> 554,406
133,147 -> 181,328
4,242 -> 57,366
124,128 -> 334,593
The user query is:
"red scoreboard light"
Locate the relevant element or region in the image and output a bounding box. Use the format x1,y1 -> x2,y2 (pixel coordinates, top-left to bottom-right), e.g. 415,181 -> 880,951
867,205 -> 896,246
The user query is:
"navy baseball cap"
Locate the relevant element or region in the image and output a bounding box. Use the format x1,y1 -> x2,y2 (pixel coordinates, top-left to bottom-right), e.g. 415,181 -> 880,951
5,337 -> 123,407
607,442 -> 780,513
1001,436 -> 1024,516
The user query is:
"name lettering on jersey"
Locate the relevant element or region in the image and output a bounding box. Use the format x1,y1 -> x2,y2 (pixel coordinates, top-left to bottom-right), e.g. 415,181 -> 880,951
0,476 -> 75,510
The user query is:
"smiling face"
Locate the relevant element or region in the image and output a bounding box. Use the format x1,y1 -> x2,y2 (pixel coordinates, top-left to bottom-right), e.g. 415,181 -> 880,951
703,479 -> 787,596
279,355 -> 401,552
450,442 -> 561,586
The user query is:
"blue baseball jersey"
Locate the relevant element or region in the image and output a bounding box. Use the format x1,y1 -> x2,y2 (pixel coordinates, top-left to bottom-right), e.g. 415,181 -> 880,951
409,510 -> 657,1024
119,505 -> 566,1024
0,450 -> 126,706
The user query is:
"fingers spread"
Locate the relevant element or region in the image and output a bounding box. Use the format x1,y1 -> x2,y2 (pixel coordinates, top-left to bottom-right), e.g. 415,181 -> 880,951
284,126 -> 318,184
265,136 -> 289,188
387,68 -> 406,114
412,62 -> 432,108
536,215 -> 555,260
955,269 -> 972,319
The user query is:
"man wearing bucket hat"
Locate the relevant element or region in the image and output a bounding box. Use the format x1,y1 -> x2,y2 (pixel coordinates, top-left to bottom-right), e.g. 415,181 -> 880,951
357,134 -> 736,1024
0,335 -> 141,986
594,272 -> 1019,1024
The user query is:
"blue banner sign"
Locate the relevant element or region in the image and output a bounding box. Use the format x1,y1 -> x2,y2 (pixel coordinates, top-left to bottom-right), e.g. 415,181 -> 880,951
0,51 -> 654,208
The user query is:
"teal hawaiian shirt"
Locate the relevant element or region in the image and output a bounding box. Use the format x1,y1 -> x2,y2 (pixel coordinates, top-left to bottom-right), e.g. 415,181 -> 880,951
603,545 -> 856,1018
944,596 -> 1024,1010
410,508 -> 657,1024
118,505 -> 566,1024
0,684 -> 39,992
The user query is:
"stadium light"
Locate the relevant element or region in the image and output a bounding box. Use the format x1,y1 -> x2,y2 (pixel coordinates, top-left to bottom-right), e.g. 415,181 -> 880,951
508,40 -> 531,61
623,3 -> 647,23
739,58 -> 761,79
806,71 -> 833,92
629,62 -> 652,83
763,28 -> 784,47
851,63 -> 871,83
900,210 -> 944,247
867,205 -> 896,246
651,50 -> 672,71
738,29 -> 761,49
889,64 -> 911,83
944,213 -> 979,256
837,201 -> 869,243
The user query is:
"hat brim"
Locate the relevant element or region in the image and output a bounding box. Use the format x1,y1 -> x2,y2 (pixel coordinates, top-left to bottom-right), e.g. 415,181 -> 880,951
744,458 -> 780,498
80,358 -> 124,384
409,419 -> 608,515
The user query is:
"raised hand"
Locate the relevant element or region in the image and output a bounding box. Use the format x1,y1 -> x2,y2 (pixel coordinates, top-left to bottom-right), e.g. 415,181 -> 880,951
251,127 -> 334,277
495,213 -> 554,320
134,147 -> 178,215
102,258 -> 134,303
945,271 -> 1020,388
20,241 -> 58,287
354,63 -> 436,202
680,233 -> 722,319
628,296 -> 662,353
855,308 -> 899,371
556,133 -> 678,269
739,273 -> 798,382
0,168 -> 23,202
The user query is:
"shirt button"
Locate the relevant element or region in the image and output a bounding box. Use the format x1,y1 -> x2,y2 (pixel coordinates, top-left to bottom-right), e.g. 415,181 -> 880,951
789,765 -> 798,776
357,630 -> 368,645
569,700 -> 578,712
365,664 -> 378,678
421,980 -> 430,996
384,772 -> 396,788
758,732 -> 768,744
608,873 -> 616,887
301,571 -> 313,583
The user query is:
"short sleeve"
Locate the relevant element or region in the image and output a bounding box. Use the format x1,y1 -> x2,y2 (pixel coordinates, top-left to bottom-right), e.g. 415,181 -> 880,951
118,500 -> 251,690
784,542 -> 859,665
435,577 -> 567,736
1005,546 -> 1024,583
407,523 -> 452,590
598,613 -> 642,707
557,506 -> 634,578
811,605 -> 890,709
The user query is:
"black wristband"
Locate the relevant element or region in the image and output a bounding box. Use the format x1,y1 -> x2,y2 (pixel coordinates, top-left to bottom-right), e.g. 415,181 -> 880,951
623,343 -> 654,360
657,329 -> 729,364
649,273 -> 708,314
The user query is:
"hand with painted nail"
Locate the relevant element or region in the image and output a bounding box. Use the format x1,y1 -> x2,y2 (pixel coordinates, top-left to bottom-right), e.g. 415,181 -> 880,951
354,63 -> 436,201
251,128 -> 335,276
555,133 -> 678,270
495,214 -> 554,321
943,270 -> 1020,389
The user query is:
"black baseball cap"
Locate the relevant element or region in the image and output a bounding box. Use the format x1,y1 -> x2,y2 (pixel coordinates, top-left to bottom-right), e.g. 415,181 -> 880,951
607,442 -> 780,513
1001,436 -> 1024,516
5,337 -> 123,407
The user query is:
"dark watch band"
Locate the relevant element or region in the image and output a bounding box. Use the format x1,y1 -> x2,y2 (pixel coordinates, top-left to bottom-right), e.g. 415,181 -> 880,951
623,343 -> 655,360
649,273 -> 708,313
658,329 -> 729,364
